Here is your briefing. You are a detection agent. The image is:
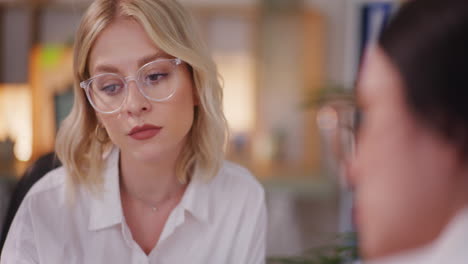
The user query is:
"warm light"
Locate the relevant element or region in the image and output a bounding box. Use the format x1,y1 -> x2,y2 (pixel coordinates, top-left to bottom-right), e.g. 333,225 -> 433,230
0,84 -> 32,161
214,53 -> 255,134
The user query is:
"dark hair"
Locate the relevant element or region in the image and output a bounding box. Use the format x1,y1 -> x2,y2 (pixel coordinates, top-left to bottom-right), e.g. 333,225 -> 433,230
379,0 -> 468,158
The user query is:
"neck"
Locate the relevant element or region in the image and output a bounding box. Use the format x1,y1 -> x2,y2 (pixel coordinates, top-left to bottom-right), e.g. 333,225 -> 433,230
119,148 -> 184,202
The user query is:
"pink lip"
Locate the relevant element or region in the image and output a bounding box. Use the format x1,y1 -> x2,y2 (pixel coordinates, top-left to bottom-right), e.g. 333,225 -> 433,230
128,124 -> 162,140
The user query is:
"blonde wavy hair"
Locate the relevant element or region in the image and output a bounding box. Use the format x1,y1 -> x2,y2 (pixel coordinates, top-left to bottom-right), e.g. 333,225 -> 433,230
56,0 -> 228,193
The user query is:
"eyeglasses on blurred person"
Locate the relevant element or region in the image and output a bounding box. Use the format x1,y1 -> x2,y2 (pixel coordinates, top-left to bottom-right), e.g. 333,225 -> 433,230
0,0 -> 267,263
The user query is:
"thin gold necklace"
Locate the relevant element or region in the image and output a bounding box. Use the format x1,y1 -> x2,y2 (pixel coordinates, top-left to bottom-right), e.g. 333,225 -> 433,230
124,185 -> 185,212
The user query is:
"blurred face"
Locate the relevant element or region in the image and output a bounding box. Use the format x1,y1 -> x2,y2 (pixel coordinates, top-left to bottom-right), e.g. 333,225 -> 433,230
351,46 -> 465,259
87,18 -> 195,162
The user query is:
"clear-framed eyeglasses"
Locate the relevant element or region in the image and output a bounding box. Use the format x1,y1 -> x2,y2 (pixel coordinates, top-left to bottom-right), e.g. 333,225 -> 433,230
80,58 -> 183,114
316,97 -> 360,189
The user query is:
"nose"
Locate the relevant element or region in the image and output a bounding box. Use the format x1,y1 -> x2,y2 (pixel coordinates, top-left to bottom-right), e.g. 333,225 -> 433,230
123,79 -> 152,116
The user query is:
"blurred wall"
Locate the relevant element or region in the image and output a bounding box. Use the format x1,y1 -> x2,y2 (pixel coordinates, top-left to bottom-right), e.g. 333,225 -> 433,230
0,7 -> 32,83
180,0 -> 349,86
39,7 -> 82,44
0,0 -> 350,85
306,0 -> 347,86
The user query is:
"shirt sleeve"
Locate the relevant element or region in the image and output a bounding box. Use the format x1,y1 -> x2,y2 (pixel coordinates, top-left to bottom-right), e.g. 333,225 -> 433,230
0,198 -> 39,264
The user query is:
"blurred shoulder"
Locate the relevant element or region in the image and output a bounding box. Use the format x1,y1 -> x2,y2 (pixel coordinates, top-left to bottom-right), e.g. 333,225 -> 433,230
211,161 -> 264,199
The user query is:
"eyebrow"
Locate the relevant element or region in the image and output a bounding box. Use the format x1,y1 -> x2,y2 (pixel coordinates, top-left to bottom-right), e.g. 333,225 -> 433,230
92,52 -> 172,75
93,64 -> 120,75
137,52 -> 171,67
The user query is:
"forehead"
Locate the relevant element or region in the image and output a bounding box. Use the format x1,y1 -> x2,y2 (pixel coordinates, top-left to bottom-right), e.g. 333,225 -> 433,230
357,46 -> 405,105
88,18 -> 162,74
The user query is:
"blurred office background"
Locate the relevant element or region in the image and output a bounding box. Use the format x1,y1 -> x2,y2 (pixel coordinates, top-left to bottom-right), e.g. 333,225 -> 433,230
0,0 -> 400,261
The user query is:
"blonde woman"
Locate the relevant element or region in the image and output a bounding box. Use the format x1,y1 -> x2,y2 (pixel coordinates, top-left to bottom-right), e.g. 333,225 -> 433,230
0,0 -> 266,263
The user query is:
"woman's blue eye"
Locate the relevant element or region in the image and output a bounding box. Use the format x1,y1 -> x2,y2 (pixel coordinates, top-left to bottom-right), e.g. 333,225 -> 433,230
146,73 -> 168,83
100,84 -> 122,94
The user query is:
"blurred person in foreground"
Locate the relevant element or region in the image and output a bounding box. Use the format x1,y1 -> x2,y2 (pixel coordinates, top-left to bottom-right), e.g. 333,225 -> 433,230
0,0 -> 266,263
350,0 -> 468,263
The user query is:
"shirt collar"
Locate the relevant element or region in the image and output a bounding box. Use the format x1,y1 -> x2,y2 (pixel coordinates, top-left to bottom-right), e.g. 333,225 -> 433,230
178,166 -> 213,224
88,147 -> 123,231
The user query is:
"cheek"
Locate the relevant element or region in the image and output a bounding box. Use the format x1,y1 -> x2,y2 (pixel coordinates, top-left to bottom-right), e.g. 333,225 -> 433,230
356,106 -> 447,196
160,82 -> 195,132
353,108 -> 456,257
355,102 -> 420,174
353,110 -> 416,214
174,89 -> 195,128
97,114 -> 124,142
175,76 -> 195,109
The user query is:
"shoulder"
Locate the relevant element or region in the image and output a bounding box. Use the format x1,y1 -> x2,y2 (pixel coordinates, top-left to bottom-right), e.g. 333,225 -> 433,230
18,166 -> 73,216
206,161 -> 267,231
2,167 -> 75,262
25,166 -> 67,199
15,166 -> 91,231
210,161 -> 265,201
5,167 -> 70,238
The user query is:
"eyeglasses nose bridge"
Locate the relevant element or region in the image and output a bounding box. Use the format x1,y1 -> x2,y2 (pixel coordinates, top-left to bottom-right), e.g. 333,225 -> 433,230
123,75 -> 142,94
124,76 -> 138,85
121,75 -> 150,108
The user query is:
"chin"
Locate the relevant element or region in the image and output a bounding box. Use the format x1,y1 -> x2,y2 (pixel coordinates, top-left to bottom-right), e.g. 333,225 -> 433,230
136,146 -> 167,161
361,225 -> 412,261
118,142 -> 165,162
361,235 -> 389,260
357,214 -> 388,259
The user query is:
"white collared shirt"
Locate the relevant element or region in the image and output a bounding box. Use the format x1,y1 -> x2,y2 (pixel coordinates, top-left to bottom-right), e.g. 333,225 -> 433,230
364,207 -> 468,264
1,148 -> 267,264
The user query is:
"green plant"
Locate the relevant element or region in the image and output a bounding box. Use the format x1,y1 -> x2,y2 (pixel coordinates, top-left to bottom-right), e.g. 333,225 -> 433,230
301,83 -> 355,110
267,232 -> 359,264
